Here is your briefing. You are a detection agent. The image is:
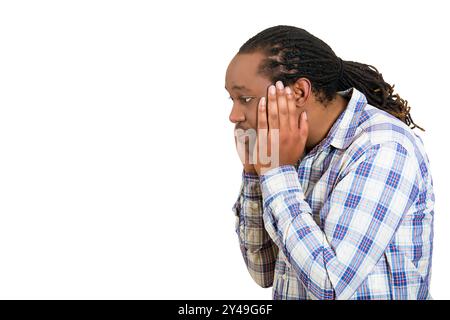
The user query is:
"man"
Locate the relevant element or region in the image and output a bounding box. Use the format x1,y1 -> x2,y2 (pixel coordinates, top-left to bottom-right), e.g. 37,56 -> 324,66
226,25 -> 434,300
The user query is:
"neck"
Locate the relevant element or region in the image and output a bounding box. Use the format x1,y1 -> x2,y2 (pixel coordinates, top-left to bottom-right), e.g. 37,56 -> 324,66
305,94 -> 348,153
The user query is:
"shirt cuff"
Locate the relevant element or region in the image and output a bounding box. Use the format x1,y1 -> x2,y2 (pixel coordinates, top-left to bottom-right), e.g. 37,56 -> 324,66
259,165 -> 304,207
242,169 -> 259,180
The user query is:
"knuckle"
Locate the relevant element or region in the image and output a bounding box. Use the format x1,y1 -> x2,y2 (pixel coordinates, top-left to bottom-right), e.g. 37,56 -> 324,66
279,107 -> 288,115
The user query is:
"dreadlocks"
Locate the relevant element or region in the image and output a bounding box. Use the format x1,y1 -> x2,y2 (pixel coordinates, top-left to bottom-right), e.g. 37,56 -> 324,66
238,25 -> 424,131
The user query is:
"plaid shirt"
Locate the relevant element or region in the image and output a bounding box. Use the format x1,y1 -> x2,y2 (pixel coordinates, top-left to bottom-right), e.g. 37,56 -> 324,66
232,88 -> 435,300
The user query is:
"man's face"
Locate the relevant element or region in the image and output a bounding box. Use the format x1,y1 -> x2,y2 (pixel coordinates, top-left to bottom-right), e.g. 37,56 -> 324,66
224,52 -> 272,131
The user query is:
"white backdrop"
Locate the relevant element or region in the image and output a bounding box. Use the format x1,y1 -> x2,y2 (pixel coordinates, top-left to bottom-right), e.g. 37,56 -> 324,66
0,0 -> 448,299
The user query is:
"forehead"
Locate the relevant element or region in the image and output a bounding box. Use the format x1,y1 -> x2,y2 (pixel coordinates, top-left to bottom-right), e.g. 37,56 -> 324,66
225,52 -> 267,91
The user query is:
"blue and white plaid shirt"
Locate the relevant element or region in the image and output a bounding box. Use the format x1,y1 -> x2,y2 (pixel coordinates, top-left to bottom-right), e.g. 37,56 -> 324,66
232,88 -> 435,300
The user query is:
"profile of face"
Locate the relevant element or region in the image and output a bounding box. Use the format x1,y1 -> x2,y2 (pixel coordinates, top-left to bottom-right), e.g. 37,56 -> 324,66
224,52 -> 274,132
225,48 -> 351,160
225,51 -> 328,156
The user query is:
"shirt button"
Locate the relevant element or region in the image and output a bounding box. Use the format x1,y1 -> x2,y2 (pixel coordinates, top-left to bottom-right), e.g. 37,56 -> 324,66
250,202 -> 259,210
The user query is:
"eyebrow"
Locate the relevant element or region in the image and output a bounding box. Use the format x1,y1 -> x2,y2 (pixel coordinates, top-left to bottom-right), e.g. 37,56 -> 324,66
224,84 -> 250,92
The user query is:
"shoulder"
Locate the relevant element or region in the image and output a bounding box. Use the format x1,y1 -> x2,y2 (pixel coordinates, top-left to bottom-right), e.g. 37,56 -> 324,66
342,104 -> 432,186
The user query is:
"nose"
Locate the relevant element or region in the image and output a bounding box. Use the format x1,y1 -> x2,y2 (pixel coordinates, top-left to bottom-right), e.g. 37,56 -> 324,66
229,104 -> 245,124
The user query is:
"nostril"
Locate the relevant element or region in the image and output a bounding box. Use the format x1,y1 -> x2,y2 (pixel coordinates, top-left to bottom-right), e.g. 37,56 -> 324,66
229,111 -> 244,123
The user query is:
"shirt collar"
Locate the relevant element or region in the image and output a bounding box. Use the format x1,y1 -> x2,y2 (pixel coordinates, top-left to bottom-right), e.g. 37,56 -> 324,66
326,87 -> 368,150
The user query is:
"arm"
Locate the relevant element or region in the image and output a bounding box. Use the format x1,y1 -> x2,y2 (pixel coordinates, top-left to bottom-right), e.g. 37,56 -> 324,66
232,169 -> 279,288
259,142 -> 420,299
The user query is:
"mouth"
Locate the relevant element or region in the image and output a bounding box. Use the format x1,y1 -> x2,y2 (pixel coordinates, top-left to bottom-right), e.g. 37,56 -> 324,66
235,124 -> 251,132
234,128 -> 256,145
234,128 -> 248,137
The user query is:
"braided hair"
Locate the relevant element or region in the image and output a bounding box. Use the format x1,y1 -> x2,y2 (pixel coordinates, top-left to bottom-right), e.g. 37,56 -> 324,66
238,25 -> 424,131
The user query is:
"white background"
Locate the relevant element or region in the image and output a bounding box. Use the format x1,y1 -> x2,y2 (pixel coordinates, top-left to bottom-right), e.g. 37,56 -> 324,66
0,0 -> 448,299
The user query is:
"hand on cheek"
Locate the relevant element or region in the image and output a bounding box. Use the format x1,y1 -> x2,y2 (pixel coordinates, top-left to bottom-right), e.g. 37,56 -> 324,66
252,81 -> 309,175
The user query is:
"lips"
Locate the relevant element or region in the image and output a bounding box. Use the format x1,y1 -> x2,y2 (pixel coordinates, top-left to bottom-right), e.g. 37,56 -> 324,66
234,128 -> 248,137
234,129 -> 257,145
235,132 -> 246,139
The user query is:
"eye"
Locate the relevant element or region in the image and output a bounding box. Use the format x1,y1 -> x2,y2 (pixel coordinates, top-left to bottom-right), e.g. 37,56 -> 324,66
228,96 -> 254,105
240,97 -> 254,104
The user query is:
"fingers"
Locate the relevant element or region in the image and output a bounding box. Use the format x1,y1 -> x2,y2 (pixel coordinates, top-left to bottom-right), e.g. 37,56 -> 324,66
286,86 -> 297,130
257,96 -> 268,166
275,81 -> 289,130
267,85 -> 279,130
258,97 -> 267,129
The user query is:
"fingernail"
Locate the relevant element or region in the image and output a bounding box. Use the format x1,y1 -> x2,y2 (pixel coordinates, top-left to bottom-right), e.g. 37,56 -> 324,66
260,97 -> 266,108
285,86 -> 291,95
303,111 -> 308,121
276,81 -> 284,90
269,85 -> 276,95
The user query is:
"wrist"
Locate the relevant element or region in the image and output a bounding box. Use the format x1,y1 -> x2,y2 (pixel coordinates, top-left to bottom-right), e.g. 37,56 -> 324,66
242,169 -> 260,181
243,166 -> 258,175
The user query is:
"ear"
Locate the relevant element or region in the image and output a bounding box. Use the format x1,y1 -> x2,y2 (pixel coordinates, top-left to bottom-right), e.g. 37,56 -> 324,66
292,78 -> 311,107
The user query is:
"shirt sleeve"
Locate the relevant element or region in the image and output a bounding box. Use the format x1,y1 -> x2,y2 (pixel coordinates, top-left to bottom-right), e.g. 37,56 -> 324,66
232,169 -> 279,288
259,142 -> 420,299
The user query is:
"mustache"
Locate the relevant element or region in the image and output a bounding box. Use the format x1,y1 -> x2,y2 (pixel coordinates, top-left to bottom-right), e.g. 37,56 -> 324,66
235,125 -> 250,131
234,127 -> 257,141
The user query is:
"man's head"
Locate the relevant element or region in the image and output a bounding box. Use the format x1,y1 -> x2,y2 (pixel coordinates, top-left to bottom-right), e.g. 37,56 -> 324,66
224,25 -> 423,139
226,49 -> 319,124
224,26 -> 344,153
225,53 -> 333,155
